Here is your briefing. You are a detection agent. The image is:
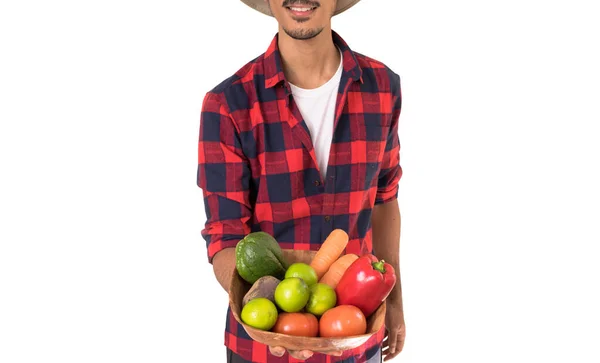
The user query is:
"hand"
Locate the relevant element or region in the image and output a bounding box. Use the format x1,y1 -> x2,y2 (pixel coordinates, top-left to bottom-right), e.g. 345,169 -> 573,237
269,346 -> 313,360
382,299 -> 406,361
212,248 -> 236,292
268,346 -> 343,360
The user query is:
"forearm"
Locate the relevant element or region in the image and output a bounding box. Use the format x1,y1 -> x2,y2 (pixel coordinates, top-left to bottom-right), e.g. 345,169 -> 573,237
212,247 -> 237,292
371,199 -> 403,307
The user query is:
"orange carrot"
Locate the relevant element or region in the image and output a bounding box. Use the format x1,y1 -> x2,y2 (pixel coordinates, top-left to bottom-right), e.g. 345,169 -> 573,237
310,229 -> 349,280
319,253 -> 359,288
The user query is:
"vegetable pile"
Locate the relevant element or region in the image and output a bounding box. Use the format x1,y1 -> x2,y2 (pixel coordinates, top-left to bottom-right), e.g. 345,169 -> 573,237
236,229 -> 397,339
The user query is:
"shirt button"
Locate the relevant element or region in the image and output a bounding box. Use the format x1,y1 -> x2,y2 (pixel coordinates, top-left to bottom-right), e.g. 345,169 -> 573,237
314,180 -> 320,186
324,215 -> 331,222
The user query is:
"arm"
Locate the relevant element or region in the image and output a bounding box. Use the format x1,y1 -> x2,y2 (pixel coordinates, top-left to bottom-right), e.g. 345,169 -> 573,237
372,201 -> 405,361
371,71 -> 406,361
372,201 -> 406,362
373,70 -> 402,282
197,91 -> 252,292
372,199 -> 403,307
199,92 -> 328,361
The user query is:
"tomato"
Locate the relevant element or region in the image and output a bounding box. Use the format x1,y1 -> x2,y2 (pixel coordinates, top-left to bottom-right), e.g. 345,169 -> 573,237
272,312 -> 319,337
319,305 -> 367,337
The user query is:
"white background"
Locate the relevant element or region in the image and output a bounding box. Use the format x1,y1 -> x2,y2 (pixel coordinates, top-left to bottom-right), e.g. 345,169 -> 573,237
1,0 -> 599,362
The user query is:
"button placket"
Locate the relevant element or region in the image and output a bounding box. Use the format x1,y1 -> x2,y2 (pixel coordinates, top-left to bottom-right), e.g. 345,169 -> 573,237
321,168 -> 335,242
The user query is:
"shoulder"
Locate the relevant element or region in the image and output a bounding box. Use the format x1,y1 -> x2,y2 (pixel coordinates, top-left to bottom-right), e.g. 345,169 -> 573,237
202,53 -> 265,112
353,51 -> 401,95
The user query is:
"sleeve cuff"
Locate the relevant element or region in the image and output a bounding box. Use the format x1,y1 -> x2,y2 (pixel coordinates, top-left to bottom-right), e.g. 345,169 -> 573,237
374,185 -> 399,205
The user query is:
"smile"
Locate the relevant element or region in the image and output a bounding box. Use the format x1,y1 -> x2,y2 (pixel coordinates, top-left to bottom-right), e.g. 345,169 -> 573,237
285,6 -> 317,16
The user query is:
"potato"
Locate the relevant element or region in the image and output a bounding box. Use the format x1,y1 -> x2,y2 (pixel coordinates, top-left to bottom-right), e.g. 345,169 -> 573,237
243,276 -> 281,306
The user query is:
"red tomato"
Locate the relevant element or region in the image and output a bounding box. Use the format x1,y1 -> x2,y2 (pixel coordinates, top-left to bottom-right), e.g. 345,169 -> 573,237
319,305 -> 367,337
272,312 -> 319,337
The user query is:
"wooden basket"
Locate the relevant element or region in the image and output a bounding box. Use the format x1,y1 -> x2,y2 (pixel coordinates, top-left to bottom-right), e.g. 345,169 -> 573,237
228,249 -> 386,354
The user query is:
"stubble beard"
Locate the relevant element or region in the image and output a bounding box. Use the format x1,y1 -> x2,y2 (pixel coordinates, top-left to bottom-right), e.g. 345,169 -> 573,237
283,26 -> 324,40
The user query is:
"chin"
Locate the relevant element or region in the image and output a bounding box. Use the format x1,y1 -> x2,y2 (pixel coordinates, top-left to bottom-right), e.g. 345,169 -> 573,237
283,26 -> 324,40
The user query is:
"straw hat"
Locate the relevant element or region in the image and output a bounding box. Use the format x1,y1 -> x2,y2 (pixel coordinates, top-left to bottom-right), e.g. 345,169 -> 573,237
241,0 -> 362,17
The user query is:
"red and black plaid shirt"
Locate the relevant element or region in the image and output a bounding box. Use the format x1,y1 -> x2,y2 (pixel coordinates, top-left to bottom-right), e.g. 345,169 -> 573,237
197,30 -> 402,363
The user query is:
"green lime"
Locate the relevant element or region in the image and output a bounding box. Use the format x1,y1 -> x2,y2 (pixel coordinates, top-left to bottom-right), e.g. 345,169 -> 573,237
285,263 -> 318,287
306,283 -> 337,316
274,277 -> 310,313
241,298 -> 278,330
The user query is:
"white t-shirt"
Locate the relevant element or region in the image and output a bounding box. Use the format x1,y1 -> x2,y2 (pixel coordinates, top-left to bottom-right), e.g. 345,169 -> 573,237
289,47 -> 344,180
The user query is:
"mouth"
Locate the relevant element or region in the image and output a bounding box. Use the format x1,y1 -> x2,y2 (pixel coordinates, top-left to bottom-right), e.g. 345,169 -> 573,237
285,5 -> 318,17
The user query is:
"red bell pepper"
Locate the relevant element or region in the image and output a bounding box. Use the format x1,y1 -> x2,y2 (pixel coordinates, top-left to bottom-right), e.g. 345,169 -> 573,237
335,254 -> 396,317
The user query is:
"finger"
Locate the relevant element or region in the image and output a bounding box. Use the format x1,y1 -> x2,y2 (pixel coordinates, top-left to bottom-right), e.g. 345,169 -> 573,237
382,329 -> 389,349
384,335 -> 403,361
289,350 -> 313,360
381,336 -> 390,360
382,347 -> 392,362
384,347 -> 400,362
388,329 -> 398,355
315,350 -> 343,357
384,349 -> 401,361
268,346 -> 285,357
397,331 -> 406,353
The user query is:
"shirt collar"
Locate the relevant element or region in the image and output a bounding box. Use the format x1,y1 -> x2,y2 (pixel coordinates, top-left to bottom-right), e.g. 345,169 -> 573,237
263,30 -> 364,90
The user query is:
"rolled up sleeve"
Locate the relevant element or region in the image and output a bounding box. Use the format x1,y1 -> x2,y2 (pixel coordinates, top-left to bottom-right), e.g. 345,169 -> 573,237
375,73 -> 403,205
197,91 -> 252,263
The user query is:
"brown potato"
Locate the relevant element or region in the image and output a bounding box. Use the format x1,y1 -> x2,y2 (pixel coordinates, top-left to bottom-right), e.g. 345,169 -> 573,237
242,276 -> 281,306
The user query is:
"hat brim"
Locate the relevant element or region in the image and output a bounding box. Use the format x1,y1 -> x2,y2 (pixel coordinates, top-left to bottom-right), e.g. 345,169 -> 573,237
241,0 -> 361,17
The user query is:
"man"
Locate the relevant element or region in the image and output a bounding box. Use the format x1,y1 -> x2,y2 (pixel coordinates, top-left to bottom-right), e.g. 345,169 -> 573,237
197,0 -> 405,361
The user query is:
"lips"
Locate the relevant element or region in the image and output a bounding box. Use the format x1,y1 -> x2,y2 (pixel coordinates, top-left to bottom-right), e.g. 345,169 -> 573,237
286,6 -> 316,16
285,3 -> 318,17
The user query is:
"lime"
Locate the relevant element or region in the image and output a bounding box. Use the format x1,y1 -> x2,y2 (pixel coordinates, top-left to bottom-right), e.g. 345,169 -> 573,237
285,263 -> 318,287
306,283 -> 337,316
241,298 -> 278,330
274,277 -> 310,313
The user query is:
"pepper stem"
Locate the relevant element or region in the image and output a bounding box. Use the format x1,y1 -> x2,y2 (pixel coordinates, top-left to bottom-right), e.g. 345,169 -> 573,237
372,260 -> 386,273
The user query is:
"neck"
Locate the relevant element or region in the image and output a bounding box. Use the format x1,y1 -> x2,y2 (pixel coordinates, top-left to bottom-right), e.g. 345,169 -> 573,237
278,28 -> 341,89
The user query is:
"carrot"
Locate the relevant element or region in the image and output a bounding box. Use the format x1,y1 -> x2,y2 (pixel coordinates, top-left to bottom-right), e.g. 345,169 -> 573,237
310,229 -> 349,280
319,253 -> 359,289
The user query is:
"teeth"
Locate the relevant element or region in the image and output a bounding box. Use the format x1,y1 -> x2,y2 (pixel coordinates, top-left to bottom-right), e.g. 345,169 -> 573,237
290,7 -> 312,12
